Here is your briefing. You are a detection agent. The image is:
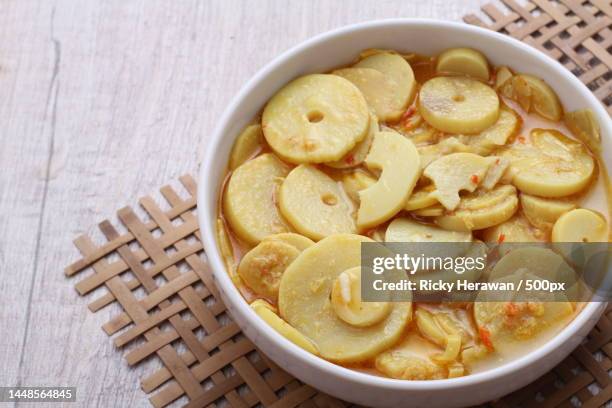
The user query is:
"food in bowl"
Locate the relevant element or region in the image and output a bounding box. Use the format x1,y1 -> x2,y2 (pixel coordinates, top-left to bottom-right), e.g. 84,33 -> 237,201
215,47 -> 610,381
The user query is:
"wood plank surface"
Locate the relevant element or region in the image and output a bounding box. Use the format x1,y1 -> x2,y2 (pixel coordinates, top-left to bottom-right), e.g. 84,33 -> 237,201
0,1 -> 489,407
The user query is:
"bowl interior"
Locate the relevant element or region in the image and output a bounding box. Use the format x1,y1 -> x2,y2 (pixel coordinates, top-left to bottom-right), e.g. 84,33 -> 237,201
199,19 -> 611,390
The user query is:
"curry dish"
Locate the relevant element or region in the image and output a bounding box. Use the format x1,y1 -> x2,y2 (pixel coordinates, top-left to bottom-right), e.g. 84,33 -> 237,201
216,48 -> 610,380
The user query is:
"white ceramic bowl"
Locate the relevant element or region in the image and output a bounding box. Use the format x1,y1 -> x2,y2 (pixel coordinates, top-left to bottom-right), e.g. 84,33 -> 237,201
198,19 -> 610,408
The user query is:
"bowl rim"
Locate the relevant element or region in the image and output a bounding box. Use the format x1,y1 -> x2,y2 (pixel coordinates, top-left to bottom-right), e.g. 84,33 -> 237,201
198,18 -> 608,391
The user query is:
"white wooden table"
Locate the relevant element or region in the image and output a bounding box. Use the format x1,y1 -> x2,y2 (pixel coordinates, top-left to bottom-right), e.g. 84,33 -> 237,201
0,1 -> 490,406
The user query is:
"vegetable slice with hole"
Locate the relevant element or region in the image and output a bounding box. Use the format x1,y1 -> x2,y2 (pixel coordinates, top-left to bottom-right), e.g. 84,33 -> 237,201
357,130 -> 421,229
279,164 -> 355,240
326,112 -> 378,168
419,76 -> 499,134
262,74 -> 369,163
552,208 -> 608,242
424,152 -> 495,211
279,234 -> 412,363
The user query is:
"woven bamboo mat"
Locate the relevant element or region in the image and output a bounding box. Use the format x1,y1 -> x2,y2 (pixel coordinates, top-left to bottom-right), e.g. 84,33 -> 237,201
465,0 -> 612,116
66,1 -> 612,407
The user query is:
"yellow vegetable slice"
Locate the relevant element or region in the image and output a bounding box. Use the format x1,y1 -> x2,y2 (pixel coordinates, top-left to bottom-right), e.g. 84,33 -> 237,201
520,194 -> 576,230
333,68 -> 403,122
354,52 -> 417,121
502,129 -> 595,197
223,153 -> 292,245
435,185 -> 518,231
263,232 -> 315,251
326,112 -> 378,168
475,258 -> 574,352
262,74 -> 369,163
392,111 -> 440,146
340,169 -> 377,203
481,157 -> 510,190
237,233 -> 314,301
488,247 -> 576,282
424,152 -> 495,211
415,308 -> 447,346
458,106 -> 521,155
375,334 -> 447,380
386,217 -> 472,243
490,247 -> 586,307
278,234 -> 412,363
238,240 -> 300,301
411,204 -> 445,217
500,75 -> 532,112
461,184 -> 515,211
229,124 -> 264,170
482,215 -> 545,244
330,267 -> 391,327
417,137 -> 471,169
406,123 -> 439,146
251,300 -> 319,355
250,299 -> 277,312
520,74 -> 563,121
494,66 -> 514,90
216,217 -> 236,279
404,184 -> 438,211
552,208 -> 608,242
448,362 -> 465,378
565,109 -> 602,154
474,294 -> 573,352
433,310 -> 473,345
357,130 -> 421,229
419,76 -> 499,134
500,74 -> 563,121
436,48 -> 490,81
431,333 -> 462,364
415,306 -> 473,347
279,165 -> 356,240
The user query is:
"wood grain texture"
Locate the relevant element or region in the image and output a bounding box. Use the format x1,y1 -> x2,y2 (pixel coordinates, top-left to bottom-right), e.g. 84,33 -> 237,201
0,1 -> 489,407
